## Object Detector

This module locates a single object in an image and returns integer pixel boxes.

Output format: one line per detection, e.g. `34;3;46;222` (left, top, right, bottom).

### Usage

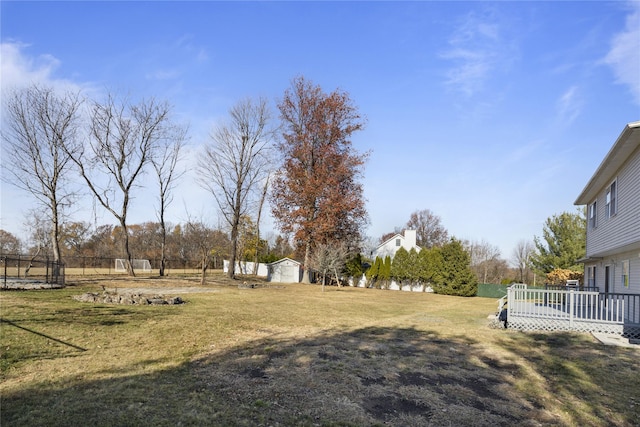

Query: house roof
575;121;640;205
376;233;403;250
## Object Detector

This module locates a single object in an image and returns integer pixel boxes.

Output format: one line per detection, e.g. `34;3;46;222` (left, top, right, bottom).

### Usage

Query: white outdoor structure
372;229;420;260
267;258;301;283
114;259;151;272
223;260;268;277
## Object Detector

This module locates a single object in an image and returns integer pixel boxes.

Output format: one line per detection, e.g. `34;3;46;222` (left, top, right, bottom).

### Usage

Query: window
587;266;596;288
395;238;401;247
621;260;629;288
589;201;597;229
605;180;617;218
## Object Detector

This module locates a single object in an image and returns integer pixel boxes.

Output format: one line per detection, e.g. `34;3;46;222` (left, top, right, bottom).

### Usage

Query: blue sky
1;1;639;260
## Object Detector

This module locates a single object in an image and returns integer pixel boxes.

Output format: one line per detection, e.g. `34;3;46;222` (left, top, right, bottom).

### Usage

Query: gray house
574;121;640;295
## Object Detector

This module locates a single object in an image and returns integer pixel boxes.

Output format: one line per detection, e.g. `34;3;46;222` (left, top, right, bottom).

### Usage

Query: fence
1;256;65;288
0;254;228;277
63;255;225;274
506;284;640;339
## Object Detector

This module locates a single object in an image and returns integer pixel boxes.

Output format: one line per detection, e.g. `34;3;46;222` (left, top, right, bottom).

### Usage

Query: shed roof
267;257;301;266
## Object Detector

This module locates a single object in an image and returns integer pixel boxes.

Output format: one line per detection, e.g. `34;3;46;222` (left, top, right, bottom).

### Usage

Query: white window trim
605;178;617;219
621;260;630;288
589;201;597;229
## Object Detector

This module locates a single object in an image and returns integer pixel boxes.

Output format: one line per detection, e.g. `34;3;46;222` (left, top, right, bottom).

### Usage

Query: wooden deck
502;285;640;339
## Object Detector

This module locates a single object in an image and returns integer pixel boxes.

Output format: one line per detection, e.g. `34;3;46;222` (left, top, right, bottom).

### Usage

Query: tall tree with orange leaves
271;76;369;283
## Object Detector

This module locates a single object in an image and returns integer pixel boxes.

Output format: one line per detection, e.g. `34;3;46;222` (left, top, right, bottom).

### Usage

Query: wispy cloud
145;69;180;81
1;41;59;89
603;2;640;105
0;41;88;95
440;8;517;99
173;34;209;64
142;35;209;83
556;85;583;126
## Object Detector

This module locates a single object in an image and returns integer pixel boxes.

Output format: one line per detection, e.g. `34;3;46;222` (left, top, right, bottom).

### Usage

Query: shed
267;258;302;283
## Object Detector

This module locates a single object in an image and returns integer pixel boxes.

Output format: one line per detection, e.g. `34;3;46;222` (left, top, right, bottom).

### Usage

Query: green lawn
1;275;638;426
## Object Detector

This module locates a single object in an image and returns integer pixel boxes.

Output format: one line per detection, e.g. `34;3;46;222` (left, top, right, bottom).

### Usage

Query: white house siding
372;230;420;260
584;249;640;294
585;143;640;257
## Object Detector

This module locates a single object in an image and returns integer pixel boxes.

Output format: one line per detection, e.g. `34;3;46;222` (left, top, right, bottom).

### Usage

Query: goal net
114;259;152;272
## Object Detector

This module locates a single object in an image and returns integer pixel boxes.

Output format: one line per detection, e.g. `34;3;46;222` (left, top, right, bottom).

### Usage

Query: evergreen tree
366;256;381;288
433;239;477;296
530;210;586;275
345;253;364;284
391;247;410;290
381;255;392;289
407;248;420;289
417;247;444;291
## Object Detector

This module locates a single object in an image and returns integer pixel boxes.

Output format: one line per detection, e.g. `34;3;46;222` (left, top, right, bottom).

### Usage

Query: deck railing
506;284;640;339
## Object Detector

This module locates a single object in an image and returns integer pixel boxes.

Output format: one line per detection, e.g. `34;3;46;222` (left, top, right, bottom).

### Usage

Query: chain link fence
1;254;226;282
1;255;65;288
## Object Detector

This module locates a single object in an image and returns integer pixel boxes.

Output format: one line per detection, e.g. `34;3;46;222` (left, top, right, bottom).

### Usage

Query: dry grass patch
1;276;639;426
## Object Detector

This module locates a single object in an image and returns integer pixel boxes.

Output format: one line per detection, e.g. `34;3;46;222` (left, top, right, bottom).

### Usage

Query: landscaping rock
73;291;184;305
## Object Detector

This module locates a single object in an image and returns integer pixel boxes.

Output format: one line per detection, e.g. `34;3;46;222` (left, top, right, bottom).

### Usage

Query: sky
1;1;639;260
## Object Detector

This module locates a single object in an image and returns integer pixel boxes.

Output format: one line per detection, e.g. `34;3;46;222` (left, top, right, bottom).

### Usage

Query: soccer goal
114;259;152;273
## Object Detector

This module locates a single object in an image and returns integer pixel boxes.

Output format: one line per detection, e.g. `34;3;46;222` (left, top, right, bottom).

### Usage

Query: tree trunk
121;220;135;277
229;220;238;279
160;241;166;276
253;175;269;275
50;201;62;278
51;202;62;264
200;259;208;286
333;268;341;288
302;239;311;283
200;248;209;285
159;205;167;276
24;246;42;278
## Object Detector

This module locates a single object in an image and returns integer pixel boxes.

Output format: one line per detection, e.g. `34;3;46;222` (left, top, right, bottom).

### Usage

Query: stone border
73;291;184;305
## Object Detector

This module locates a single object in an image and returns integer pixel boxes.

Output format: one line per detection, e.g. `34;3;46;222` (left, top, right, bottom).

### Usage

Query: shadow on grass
2;326;638;426
496;331;640;426
1;304;175;370
0;318;87;351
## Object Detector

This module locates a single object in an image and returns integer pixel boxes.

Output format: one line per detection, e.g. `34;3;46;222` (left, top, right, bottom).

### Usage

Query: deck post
569;290;575;328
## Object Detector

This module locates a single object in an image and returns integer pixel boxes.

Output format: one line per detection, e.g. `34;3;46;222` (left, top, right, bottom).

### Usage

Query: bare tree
309;241;349;292
512;239;534;284
466;239;501;284
406;209;449;249
0;230;22;255
22;210;53;276
60;221;92;257
65;93;175;276
183;220;217;286
2;85;83;263
197;97;275;279
150;125;187;276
